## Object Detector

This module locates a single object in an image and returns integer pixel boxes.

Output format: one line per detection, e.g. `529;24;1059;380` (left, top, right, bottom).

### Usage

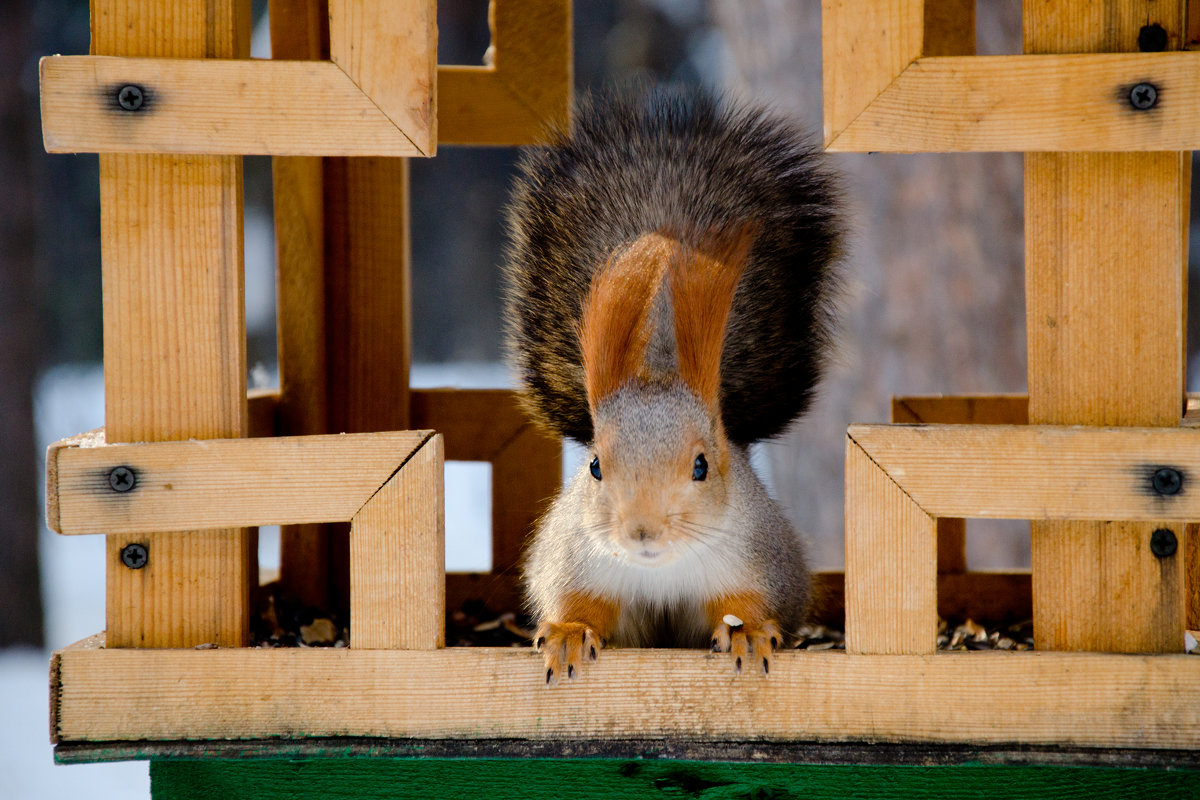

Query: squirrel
502;86;842;683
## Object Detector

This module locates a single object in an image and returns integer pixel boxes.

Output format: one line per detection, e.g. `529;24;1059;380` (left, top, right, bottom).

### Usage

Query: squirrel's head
576;226;752;565
585;381;730;565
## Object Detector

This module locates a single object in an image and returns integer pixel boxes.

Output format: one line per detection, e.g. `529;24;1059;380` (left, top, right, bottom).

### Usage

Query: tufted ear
579;232;678;413
670;224;756;412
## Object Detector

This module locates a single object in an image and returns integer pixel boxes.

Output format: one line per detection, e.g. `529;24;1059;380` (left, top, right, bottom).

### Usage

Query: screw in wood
1150;528;1178;559
108;465;136;492
120;543;149;570
1129;83;1159;110
1152;467;1183;495
117;84;144;111
1137;24;1168;52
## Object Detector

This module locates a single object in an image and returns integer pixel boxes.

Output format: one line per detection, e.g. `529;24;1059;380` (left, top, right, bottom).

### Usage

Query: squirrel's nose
634;525;657;542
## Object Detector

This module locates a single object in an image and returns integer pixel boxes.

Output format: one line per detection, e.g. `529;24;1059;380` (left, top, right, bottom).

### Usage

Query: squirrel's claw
711;619;781;677
536;622;603;686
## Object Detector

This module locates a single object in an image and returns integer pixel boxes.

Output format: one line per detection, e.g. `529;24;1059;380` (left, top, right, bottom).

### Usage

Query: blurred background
4;0;1199;796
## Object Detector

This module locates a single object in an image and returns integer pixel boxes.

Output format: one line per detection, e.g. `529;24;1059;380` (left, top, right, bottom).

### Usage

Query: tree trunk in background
0;0;45;647
714;0;1027;569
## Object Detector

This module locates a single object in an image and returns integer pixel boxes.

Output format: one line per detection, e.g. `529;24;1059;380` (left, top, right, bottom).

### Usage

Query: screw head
108;465;136;492
117;84;144;111
1129;82;1159;110
120;543;149;570
1150;528;1178;559
1152;467;1183;495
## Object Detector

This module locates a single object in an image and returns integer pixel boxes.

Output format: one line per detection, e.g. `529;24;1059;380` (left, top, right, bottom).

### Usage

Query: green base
150;758;1200;800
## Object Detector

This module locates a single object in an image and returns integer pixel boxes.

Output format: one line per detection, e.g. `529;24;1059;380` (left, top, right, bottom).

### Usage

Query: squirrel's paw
534;622;604;686
710;619;781;677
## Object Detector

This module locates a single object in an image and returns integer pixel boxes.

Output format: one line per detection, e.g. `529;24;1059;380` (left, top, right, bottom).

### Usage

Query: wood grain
350;435;444;649
1024;0;1189;654
821;0;923;147
827;52;1200;153
270;0;332;609
51;636;1200;749
844;438;937;654
39;57;429;157
328;0;436;155
93;0;251;649
49;430;433;534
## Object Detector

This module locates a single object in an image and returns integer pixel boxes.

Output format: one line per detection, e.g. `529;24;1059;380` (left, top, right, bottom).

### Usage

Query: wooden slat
844;437;937;655
49;430;433;534
270;0;333;609
849;424;1200;522
350;435;444;649
1025;0;1189;655
328;0;436;155
51;637;1200;749
891;394;1029;425
39;57;429;157
94;0;252;650
827;52;1200;153
922;0;974;57
821;0;924;147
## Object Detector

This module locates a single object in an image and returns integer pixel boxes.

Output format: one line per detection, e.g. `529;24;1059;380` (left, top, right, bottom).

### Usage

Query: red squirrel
502;87;842;683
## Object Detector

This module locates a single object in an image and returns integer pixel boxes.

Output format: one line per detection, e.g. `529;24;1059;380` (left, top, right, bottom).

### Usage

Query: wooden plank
94;0;252;650
1025;0;1189;655
269;0;333;609
922;0;974;57
51;637;1200;748
49;430;433;534
827;52;1200;153
844;437;937;655
849;424;1200;522
328;0;436;155
821;0;924;148
350;435;445;649
39;57;429;157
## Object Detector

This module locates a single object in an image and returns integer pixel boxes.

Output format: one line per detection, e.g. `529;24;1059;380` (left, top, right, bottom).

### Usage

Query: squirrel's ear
580;232;677;412
670;223;756;412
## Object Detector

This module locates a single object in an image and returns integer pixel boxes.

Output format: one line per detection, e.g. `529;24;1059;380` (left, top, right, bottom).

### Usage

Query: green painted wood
150;758;1200;799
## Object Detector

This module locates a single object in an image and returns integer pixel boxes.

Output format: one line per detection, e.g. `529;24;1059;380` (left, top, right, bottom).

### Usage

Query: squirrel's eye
590;456;602;481
693;453;708;481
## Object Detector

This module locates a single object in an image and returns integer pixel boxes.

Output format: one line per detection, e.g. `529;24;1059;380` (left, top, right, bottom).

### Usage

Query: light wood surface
328;0;436;155
1024;1;1190;654
849;424;1200;522
39;57;429;157
844;437;937;654
351;435;445;649
48;429;433;534
94;0;252;649
51;635;1200;749
827;52;1200;152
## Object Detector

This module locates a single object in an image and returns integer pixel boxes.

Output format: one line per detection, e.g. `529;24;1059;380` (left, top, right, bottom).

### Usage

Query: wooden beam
826;53;1200;152
94;0;252;650
328;0;436;155
849;424;1200;522
821;0;924;148
1025;0;1189;654
350;435;445;649
39;57;428;157
48;429;433;534
844;437;937;655
51;636;1200;749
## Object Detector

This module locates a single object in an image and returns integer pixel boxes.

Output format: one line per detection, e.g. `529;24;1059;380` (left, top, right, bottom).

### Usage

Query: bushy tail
503;85;843;445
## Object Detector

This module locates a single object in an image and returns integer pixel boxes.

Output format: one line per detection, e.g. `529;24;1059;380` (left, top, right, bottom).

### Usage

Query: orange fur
670;226;756;412
557;591;621;639
579;233;677;410
704;590;769;630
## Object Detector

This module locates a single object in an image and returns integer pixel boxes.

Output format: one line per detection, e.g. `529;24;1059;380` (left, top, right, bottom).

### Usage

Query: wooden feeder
38;0;1200;796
